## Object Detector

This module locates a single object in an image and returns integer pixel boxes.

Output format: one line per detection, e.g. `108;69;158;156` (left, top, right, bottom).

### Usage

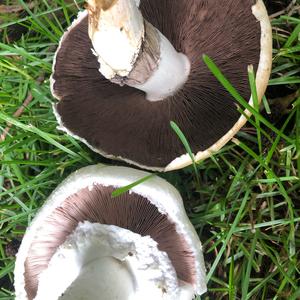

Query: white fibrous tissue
35;222;181;300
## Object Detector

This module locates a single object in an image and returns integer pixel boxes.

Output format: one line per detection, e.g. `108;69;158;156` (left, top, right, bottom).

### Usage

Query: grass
0;1;300;299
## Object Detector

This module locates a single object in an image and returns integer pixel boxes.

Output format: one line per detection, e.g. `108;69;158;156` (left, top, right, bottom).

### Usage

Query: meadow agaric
51;0;272;171
14;165;207;300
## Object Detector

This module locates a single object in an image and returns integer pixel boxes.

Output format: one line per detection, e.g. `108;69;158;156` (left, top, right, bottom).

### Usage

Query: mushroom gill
24;185;196;299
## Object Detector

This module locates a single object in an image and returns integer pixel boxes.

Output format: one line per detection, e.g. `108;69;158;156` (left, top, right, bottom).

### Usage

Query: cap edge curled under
165;0;272;171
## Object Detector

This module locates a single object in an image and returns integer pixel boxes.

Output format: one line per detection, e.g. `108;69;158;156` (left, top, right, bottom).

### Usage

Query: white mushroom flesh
87;0;191;101
35;222;188;300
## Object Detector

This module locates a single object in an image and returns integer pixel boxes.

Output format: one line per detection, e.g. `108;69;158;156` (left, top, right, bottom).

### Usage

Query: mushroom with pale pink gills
51;0;272;171
14;165;207;300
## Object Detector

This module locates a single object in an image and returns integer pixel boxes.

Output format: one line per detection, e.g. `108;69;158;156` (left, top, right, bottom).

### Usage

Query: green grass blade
202;54;293;144
111;174;155;198
170;121;200;187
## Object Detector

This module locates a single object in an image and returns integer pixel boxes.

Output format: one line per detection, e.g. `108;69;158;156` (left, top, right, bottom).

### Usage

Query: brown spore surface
24;186;196;299
53;0;260;168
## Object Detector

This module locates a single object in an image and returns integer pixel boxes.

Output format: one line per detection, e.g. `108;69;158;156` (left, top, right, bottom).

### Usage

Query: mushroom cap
14;165;206;299
51;0;272;171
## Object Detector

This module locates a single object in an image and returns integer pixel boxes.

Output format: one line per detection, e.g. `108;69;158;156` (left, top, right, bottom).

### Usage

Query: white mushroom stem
87;0;190;101
35;222;194;300
87;0;144;80
136;33;190;101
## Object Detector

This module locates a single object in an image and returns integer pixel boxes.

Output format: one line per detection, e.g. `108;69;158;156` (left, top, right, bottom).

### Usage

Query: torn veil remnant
14;165;207;300
51;0;272;171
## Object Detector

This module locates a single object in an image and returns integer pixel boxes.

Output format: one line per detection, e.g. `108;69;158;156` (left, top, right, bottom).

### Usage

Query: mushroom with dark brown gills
51;0;272;171
14;165;207;300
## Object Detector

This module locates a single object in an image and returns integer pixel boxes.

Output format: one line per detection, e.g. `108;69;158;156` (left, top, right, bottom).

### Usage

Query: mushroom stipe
52;0;271;171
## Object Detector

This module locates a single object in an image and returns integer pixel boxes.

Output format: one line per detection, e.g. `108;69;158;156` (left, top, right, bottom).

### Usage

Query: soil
0;240;20;291
265;0;293;14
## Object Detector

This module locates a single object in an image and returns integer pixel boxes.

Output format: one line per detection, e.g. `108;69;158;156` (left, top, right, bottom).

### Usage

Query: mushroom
51;0;272;171
14;165;206;300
